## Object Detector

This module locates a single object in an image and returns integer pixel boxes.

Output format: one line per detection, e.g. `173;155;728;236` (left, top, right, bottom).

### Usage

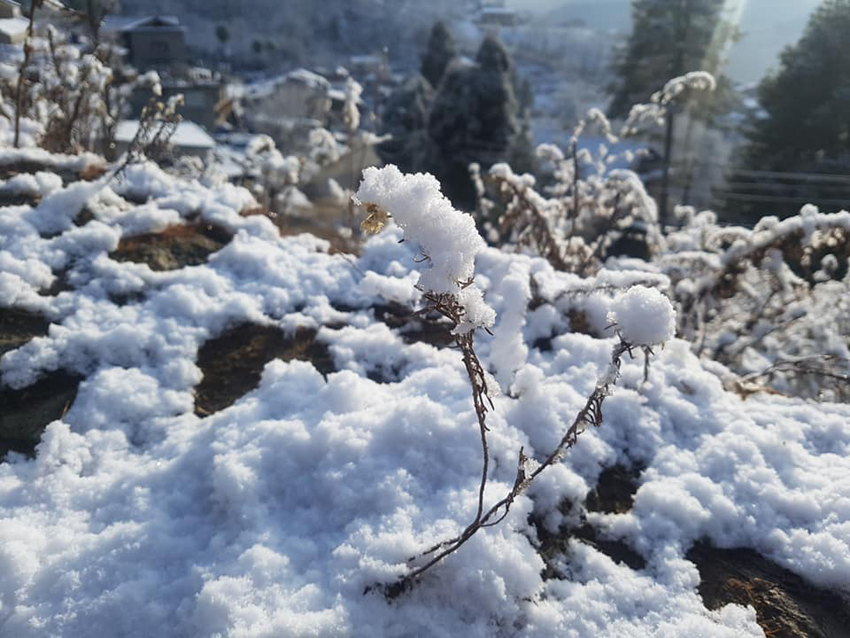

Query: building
0;0;26;45
114;119;215;160
240;68;333;150
242;69;332;122
102;15;188;70
130;69;223;131
0;0;20;19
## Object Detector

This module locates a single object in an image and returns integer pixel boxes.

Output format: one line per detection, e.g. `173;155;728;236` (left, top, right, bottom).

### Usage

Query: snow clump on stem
607;285;676;346
354;164;495;333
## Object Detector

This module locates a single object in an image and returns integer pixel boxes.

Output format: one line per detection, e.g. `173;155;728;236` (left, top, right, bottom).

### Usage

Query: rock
688;541;850;638
194;323;336;416
109;223;232;272
0;371;82;459
0;307;50;358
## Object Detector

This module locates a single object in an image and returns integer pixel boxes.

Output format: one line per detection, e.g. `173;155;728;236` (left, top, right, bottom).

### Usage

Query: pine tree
608;0;734;119
732;0;850;219
609;0;738;225
377;73;436;173
745;0;850;172
427;36;531;207
421;21;456;88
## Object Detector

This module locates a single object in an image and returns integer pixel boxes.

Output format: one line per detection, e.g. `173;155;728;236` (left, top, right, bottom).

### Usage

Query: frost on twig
664;206;850;396
110;94;183;181
354;166;677;597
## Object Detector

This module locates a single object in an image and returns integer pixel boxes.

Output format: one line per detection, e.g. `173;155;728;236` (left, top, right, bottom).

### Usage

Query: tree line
383;0;850;221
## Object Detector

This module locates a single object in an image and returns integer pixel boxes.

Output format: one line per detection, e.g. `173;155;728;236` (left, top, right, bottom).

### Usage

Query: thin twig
13;0;41;148
371;334;641;597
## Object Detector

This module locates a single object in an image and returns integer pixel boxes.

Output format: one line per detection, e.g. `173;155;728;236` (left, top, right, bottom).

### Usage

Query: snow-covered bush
662;204;850;400
0;11;164;158
241;134;306;212
469;73;849;402
472;75;718;275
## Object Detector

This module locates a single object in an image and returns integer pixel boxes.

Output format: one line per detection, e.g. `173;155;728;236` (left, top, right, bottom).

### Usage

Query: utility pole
659;107;675;229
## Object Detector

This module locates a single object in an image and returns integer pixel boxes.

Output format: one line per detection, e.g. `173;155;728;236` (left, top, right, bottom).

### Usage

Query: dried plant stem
568;139;580;239
44;27;95;153
739;355;850;386
13;0;40;148
374;325;639;597
493;176;570;272
577;193;624;276
554;279;662;302
109;97;182;182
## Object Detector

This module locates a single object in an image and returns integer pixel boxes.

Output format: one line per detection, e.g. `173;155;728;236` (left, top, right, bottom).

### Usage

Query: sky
506;0;824;84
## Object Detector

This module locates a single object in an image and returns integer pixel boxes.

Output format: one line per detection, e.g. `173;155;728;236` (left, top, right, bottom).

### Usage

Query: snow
243;68;331;101
0;155;849;638
655;72;717;105
115;120;216;151
0;147;103;173
354;165;495;332
0;17;27;40
343;77;363;131
287;68;332;90
607;285;676;346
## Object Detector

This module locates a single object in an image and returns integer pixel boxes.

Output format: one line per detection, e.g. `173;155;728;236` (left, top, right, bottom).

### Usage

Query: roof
242;68;330;99
0;16;27;38
349;54;381;65
101;15;182;34
286;68;330;89
115;120;215;150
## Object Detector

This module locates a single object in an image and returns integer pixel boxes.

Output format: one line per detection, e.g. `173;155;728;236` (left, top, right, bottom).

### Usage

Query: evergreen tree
608;0;734;118
427;36;531;207
733;0;850;219
745;0;850;171
610;0;738;225
421;21;456;88
377;73;436;173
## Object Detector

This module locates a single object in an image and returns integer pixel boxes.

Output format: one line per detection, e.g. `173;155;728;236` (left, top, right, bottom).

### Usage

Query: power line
722;181;850;193
713;191;850;206
657;159;850;184
721;168;850;184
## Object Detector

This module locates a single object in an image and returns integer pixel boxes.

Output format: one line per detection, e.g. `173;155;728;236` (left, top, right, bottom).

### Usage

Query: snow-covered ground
1;153;849;637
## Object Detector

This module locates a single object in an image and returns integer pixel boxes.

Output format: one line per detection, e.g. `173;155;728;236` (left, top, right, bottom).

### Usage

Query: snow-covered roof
242;68;330;100
349;54;382;66
0;16;27;39
285;68;331;90
101;15;182;34
115;120;215;150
